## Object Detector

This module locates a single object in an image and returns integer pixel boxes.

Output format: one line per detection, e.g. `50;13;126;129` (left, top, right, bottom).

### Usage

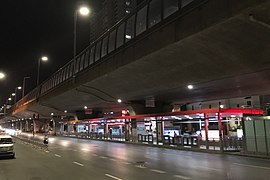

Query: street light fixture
79;6;90;15
0;72;5;79
187;85;194;90
37;56;48;86
73;5;90;74
14;86;22;103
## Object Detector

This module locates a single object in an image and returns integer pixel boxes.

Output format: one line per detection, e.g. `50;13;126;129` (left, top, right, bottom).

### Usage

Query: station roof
64;108;263;123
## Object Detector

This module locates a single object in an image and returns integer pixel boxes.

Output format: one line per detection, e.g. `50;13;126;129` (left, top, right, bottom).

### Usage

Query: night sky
0;0;102;105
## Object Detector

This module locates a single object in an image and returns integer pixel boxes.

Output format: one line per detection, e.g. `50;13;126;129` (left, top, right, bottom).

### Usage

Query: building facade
90;0;145;42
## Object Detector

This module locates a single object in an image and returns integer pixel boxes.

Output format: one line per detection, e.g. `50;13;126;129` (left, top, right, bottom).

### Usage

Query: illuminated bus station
59;108;263;151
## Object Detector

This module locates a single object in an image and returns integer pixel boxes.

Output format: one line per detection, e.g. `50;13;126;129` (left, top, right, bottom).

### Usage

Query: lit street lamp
37;56;48;86
73;5;90;74
14;86;22;103
6;97;12;107
0;72;6;80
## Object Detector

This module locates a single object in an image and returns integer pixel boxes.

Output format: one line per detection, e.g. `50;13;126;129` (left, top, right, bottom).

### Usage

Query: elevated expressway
4;0;270;121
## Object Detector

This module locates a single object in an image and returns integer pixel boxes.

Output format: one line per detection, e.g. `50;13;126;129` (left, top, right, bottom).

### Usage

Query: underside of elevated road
9;0;270;119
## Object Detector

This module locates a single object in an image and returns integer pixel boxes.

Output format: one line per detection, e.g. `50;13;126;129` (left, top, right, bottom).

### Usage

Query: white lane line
174;175;191;179
105;174;122;180
123;162;131;165
163;153;192;157
109;158;116;161
54;154;61;158
100;156;108;159
145;156;160;161
195;166;221;172
73;161;84;167
233;163;270;170
45;150;50;153
135;165;146;169
150;169;166;174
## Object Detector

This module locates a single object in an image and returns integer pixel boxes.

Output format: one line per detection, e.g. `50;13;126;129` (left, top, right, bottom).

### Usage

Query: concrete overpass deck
6;0;270;120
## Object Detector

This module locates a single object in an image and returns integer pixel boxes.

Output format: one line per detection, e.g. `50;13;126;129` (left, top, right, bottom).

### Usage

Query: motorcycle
43;136;49;145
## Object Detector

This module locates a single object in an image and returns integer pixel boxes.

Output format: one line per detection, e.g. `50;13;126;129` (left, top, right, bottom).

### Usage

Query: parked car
0;135;15;159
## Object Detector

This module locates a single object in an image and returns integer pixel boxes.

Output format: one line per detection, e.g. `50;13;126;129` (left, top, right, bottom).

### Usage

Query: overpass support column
204;113;209;150
33;120;36;136
156;117;164;144
125;119;130;141
20;121;23;131
218;102;224;152
51;117;61;136
104;123;108;139
25;120;28;132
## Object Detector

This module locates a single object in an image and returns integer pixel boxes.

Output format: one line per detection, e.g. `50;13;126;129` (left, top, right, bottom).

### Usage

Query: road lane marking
73;161;84;167
109;158;116;161
150;169;166;174
135;165;146;169
92;154;98;156
45;150;50;153
227;172;232;179
145;156;160;161
100;156;108;159
174;175;191;179
54;154;61;158
195;166;221;172
105;174;122;180
233;163;270;170
123;162;131;165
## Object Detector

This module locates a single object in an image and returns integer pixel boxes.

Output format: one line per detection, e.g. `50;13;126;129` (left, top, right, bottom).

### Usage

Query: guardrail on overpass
12;0;202;112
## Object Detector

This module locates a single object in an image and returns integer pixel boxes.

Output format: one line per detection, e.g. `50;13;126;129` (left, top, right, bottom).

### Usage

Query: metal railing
12;0;201;112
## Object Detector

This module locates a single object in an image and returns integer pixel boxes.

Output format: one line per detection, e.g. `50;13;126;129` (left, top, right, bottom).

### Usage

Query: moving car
0;135;15;159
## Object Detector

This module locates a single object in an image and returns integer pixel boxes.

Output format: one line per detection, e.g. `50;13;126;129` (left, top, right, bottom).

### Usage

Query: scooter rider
43;134;49;145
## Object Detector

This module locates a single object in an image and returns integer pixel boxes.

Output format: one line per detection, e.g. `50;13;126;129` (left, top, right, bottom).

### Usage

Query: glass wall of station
59;108;263;151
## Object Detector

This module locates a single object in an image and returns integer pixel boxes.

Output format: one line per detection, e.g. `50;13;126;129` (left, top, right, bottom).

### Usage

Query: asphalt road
1;136;270;180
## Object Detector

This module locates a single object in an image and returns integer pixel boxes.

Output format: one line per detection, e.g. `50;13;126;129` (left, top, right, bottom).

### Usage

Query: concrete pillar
104;123;108;139
125;119;130;141
204;113;209;150
156;117;164;144
33;120;36;136
51;117;61;135
20;121;22;131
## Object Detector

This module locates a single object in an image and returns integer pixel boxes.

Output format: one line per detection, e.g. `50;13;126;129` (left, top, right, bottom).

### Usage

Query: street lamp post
14;86;22;103
73;6;90;75
22;76;30;97
37;56;48;86
6;97;12;108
